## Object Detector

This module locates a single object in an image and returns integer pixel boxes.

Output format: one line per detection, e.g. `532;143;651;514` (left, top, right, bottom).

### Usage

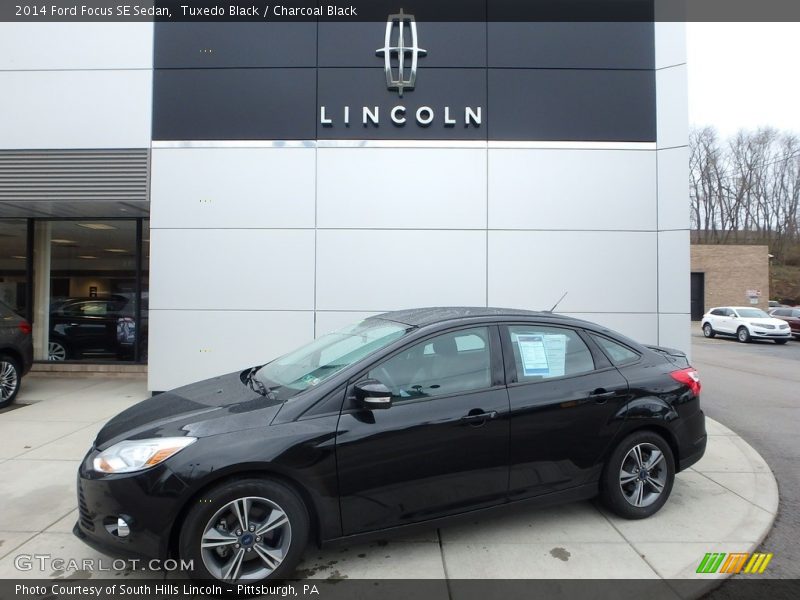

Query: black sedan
49;295;148;362
74;307;706;583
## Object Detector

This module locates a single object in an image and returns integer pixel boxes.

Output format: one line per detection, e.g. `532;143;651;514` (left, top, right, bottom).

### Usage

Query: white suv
701;306;792;344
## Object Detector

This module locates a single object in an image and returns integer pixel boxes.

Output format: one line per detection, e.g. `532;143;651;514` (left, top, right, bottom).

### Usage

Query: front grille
77;482;94;532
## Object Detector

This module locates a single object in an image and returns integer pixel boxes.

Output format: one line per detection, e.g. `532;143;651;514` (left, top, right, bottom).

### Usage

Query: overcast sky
687;22;800;140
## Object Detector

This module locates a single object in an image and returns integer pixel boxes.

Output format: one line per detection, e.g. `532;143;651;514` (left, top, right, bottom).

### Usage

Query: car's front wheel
737;326;751;343
0;354;22;409
179;478;309;584
600;431;675;519
702;323;715;338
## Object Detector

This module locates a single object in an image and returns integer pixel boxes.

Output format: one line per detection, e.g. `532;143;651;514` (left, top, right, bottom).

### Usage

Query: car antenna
546;291;568;313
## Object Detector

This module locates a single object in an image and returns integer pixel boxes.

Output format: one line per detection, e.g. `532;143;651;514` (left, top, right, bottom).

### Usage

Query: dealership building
0;9;690;392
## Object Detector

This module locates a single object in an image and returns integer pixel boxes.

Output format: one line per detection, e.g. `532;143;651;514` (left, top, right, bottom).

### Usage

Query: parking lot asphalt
0;363;779;586
691;324;800;581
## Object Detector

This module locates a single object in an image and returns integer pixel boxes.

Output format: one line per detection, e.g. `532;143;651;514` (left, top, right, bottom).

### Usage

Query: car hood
93;369;284;449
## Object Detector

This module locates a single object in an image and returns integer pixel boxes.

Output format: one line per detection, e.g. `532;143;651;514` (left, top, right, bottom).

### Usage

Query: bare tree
690;126;800;264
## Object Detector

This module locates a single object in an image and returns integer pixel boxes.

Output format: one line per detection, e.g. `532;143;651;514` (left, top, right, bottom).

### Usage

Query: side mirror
354;379;393;410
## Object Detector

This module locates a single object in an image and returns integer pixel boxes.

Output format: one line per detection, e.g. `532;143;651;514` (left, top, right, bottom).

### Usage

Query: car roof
372;306;596;328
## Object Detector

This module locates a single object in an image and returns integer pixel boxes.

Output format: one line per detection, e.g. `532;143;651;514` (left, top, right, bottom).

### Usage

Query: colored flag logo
696;552;773;574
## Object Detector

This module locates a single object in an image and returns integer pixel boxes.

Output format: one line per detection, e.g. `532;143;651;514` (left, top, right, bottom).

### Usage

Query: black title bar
3;0;800;22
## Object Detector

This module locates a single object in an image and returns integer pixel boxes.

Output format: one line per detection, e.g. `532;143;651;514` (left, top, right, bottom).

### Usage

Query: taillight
670;367;701;397
18;320;32;335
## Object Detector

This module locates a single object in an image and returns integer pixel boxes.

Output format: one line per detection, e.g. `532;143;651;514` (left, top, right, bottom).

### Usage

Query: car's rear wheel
600;431;675;519
774;339;788;345
48;340;68;361
737;327;751;343
179;478;309;584
702;323;715;338
0;354;22;409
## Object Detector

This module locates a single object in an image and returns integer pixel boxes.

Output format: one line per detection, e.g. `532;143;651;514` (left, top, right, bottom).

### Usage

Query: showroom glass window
367;327;492;400
0;220;28;315
45;220;148;362
505;325;595;383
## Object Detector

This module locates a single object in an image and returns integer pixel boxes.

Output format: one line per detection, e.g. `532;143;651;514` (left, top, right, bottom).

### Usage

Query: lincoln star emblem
376;8;427;97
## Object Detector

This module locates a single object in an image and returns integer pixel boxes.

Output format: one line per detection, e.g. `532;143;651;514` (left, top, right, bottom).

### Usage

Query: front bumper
750;328;791;339
74;458;190;561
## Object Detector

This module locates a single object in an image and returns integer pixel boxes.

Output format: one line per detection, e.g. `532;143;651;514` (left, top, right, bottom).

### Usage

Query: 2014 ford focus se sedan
74;308;706;583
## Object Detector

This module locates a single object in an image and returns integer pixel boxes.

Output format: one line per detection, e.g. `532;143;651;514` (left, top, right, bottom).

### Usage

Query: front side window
506;325;595;382
368;327;492;400
255;318;412;401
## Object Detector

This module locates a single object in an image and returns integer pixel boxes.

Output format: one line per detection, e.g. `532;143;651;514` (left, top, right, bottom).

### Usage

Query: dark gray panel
152;69;317;140
488;22;654;69
154;22;317;68
488;69;656;142
317;68;487;140
0;201;149;218
318;22;487;68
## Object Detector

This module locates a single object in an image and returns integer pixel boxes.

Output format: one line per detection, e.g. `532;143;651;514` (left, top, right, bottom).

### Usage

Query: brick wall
691;245;770;312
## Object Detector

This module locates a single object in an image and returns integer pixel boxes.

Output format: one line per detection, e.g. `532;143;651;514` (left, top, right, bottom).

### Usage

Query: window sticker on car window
299;374;320;387
516;334;550;376
515;333;568;378
542;334;567;378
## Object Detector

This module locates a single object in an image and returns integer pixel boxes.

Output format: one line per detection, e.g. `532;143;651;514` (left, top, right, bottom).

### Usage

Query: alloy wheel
200;496;292;582
619;442;668;508
48;342;67;361
0;361;19;402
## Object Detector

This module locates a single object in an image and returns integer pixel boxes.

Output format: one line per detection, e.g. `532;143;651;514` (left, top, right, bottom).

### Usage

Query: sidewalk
0;376;778;586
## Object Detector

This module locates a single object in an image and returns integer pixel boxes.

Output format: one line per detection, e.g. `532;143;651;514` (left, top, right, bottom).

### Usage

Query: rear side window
710;308;727;316
505;325;594;382
590;334;640;366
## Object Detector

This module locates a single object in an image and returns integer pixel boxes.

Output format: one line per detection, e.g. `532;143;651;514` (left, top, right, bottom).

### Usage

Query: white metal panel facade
0;20;689;390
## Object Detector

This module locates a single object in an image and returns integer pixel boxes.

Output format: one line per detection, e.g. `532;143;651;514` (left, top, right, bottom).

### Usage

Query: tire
599;431;675;520
48;340;69;361
737;327;751;343
702;323;715;338
774;339;788;345
179;478;309;584
0;354;22;409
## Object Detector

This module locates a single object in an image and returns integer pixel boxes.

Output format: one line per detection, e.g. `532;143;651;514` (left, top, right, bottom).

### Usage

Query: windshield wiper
244;367;277;400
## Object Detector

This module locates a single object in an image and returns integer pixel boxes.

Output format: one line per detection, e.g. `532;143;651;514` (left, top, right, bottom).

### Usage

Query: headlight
92;437;196;474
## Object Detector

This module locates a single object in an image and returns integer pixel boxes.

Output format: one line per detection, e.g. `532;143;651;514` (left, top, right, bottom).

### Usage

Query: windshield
737;309;769;318
254;318;412;401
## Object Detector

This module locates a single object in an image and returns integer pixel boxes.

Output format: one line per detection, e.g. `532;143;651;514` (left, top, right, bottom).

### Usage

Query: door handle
460;410;498;425
589;389;616;403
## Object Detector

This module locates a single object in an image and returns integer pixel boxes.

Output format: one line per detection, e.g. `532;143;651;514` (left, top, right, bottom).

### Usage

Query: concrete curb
673;418;780;599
